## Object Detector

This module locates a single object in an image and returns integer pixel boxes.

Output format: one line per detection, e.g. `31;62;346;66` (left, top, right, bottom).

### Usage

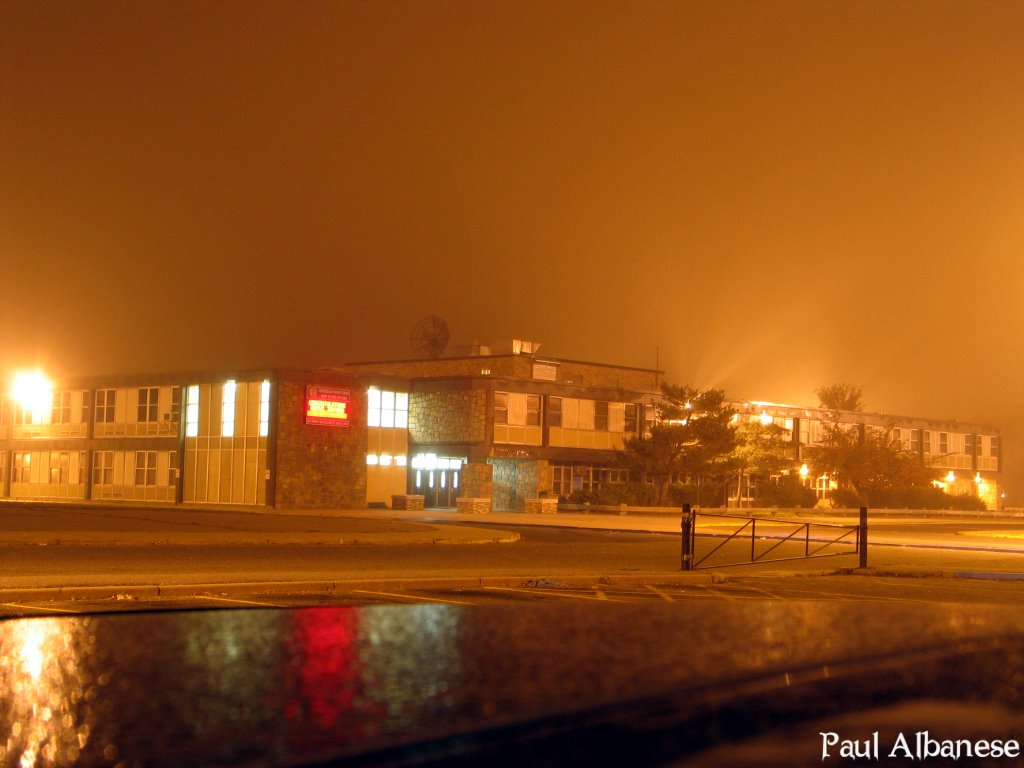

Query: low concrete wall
392;494;425;511
524;498;558;515
456;497;491;515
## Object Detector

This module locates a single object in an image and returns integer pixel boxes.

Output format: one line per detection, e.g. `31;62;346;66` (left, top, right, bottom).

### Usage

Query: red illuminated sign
305;386;351;427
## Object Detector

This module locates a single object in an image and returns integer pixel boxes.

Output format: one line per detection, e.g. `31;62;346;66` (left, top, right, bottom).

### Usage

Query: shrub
827;485;987;511
755;476;817;508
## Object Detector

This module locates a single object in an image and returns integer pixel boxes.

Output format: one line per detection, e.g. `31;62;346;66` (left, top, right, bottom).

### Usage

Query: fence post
859;506;868;568
681;503;693;571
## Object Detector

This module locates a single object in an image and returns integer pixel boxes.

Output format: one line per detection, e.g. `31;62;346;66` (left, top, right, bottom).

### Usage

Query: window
93;452;114;485
170;387;182;423
551;463;571;496
892;427;901;448
13;452;31;483
52;391;72;424
367;388;408;428
49;451;69;484
923;431;931;454
910;430;920;453
595;401;609;431
135;451;157;486
96;389;116;423
259;381;271;436
186;385;200;437
600;468;628;485
644;408;656;437
168;451;178;486
548;397;562;428
991;436;1000;459
138;387;159;422
494;391;508;425
526;395;541;426
624;403;638;434
221;381;236;437
939;432;948;455
965;434;974;457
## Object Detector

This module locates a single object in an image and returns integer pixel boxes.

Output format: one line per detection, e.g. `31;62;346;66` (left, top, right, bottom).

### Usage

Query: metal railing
680;504;868;571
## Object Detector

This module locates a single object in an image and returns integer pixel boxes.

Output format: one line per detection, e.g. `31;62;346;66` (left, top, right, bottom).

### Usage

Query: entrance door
410;455;463;509
421;467;459;508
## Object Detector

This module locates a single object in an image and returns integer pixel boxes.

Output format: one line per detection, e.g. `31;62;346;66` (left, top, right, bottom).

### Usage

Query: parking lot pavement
7;572;1024;618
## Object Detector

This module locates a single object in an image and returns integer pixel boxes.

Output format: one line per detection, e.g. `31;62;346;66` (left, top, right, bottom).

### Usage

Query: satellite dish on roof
410;315;450;358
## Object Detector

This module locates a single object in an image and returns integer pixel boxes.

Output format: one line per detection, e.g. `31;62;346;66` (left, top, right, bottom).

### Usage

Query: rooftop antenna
410;315;450;359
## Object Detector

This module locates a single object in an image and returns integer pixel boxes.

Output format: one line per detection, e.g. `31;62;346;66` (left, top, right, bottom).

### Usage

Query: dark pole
681;502;693;571
859;506;868;568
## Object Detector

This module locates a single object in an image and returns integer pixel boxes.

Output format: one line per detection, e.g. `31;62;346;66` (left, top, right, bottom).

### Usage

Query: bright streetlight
12;370;53;423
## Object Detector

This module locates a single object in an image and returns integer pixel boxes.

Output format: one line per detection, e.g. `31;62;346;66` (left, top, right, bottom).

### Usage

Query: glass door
411;455;463;509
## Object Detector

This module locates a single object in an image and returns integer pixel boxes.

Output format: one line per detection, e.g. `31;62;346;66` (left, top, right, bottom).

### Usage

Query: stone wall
460;462;493;499
274;378;367;509
535;459;552;497
489;458;541;512
409;389;487;444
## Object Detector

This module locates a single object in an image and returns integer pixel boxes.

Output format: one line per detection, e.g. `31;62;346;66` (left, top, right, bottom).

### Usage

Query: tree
730;420;791;505
808;414;936;506
816;383;864;412
620;384;736;506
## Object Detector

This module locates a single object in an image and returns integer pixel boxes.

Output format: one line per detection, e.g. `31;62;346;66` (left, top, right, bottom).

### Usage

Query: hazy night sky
2;1;1023;494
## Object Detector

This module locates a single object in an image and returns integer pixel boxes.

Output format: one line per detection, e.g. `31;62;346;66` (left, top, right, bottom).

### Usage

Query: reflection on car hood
2;601;1024;766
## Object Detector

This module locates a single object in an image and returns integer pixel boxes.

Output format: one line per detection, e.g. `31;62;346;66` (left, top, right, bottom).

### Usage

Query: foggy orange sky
2;1;1023;495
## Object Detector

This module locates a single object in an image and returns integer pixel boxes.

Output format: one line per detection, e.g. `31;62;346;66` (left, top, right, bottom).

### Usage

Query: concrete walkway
349;506;1024;555
0;504;519;546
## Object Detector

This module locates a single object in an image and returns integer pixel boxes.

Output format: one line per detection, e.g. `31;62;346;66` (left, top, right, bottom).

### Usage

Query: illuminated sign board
305;386;351;427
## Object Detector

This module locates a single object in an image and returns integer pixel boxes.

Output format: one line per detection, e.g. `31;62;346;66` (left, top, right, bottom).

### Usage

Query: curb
0;530;521;548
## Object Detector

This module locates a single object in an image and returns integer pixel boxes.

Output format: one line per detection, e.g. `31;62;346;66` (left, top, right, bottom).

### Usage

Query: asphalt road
5;522;1024;618
0;527;688;588
5;520;1024;590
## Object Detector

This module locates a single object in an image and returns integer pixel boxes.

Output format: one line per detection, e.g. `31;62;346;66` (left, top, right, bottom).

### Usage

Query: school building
0;343;1004;511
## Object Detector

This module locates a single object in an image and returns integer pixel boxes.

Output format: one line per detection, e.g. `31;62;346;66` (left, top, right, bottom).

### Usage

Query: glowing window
395;393;409;428
367;388;381;427
366;454;379;465
380;454;392;466
186;385;200;437
367;388;408;429
222;381;236;437
396;455;407;467
259;380;271;437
